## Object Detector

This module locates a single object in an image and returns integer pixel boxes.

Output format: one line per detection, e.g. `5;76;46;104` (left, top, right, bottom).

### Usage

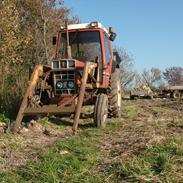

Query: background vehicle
130;85;154;99
162;85;183;99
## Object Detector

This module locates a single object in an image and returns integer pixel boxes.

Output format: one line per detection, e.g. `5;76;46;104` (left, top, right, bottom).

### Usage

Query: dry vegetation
0;99;183;182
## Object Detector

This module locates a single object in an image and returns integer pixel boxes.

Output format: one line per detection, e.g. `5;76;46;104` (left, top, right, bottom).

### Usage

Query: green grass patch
38;116;74;131
0;133;26;152
105;119;123;130
151;107;170;114
0;129;101;183
0;113;9;124
0;120;122;183
125;106;142;119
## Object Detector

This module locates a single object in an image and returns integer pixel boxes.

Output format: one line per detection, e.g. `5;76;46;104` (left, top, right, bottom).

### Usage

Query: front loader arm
73;61;97;133
11;65;43;133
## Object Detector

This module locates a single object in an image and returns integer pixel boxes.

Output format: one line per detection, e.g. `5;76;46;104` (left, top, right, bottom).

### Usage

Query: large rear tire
109;68;122;117
171;91;181;99
94;94;108;128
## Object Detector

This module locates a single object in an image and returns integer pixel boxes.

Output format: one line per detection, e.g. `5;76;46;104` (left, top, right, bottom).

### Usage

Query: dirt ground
99;98;183;163
1;98;183;174
0;118;73;172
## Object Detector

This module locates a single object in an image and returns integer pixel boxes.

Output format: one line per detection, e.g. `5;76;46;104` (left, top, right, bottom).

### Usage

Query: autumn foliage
0;0;77;115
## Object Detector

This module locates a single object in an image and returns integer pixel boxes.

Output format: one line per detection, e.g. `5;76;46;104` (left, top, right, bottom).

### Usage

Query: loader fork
11;62;98;133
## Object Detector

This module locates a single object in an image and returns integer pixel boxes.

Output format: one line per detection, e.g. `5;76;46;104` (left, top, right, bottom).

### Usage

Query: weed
0;113;8;123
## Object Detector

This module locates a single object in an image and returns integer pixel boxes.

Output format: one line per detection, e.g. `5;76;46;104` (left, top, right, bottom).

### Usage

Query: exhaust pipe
65;20;72;59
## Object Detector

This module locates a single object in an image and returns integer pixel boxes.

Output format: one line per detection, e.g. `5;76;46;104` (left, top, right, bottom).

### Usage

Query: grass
125;106;142;119
0;133;26;152
0;120;123;183
106;138;183;182
167;117;183;128
151;107;170;114
0;129;101;183
38;117;71;130
1;100;183;182
2;121;183;183
0;113;9;124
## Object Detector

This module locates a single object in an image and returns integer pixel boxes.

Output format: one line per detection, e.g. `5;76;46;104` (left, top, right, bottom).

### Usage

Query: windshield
59;31;102;62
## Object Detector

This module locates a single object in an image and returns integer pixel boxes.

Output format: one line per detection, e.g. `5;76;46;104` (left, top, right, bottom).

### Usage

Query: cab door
103;32;113;87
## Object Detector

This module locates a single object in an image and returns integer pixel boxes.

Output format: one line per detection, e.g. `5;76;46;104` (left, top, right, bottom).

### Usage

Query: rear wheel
109;68;122;117
171;91;181;99
94;94;108;128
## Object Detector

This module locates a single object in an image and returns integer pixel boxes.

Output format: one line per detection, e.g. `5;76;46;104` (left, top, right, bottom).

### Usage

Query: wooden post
11;65;43;133
72;62;90;133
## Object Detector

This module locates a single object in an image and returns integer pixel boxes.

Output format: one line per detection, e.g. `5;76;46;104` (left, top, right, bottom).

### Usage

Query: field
0;99;183;182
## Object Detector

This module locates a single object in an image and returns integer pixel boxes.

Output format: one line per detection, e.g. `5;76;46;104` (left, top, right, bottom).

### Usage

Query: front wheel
94;94;108;128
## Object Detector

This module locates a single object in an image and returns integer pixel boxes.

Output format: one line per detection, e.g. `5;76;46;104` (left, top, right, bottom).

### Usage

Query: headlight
68;81;75;89
56;81;63;89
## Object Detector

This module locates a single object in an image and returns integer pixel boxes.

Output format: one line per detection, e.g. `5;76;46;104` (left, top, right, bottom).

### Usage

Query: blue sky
64;0;183;72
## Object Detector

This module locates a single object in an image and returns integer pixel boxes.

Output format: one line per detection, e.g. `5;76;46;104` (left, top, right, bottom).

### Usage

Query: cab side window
104;33;111;65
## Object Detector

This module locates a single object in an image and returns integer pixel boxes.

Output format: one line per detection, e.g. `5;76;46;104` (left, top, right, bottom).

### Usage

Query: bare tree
163;66;183;85
114;47;135;90
142;67;162;89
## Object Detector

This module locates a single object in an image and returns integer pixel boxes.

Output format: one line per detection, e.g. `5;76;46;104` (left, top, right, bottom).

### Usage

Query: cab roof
62;22;109;36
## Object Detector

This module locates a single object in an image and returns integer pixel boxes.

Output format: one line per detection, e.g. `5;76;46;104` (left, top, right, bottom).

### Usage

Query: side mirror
109;32;117;42
52;36;57;45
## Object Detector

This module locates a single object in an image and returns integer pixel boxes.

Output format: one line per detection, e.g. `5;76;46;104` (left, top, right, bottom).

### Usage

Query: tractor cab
51;22;117;95
53;22;116;61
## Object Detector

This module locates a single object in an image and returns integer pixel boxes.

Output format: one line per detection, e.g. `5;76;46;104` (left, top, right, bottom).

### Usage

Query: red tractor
12;21;122;133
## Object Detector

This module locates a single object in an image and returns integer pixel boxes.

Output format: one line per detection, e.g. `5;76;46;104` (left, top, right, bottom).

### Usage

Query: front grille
54;70;76;95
